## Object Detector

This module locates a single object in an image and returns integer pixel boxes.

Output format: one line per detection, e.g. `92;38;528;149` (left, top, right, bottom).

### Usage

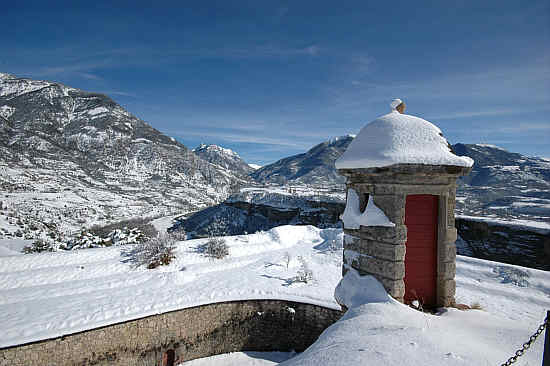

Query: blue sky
3;1;549;165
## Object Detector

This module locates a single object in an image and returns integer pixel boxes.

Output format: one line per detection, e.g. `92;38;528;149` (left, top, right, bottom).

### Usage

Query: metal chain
500;313;548;365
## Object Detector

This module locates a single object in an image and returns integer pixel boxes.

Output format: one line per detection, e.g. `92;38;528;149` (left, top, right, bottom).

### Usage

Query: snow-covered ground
150;213;189;233
0;162;225;244
0;239;30;257
281;258;550;366
0;225;548;365
0;225;342;348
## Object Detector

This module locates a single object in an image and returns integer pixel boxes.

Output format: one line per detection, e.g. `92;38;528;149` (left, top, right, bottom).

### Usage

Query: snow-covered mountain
453;143;550;220
250;135;354;185
0;73;245;241
251;135;550;222
193;143;254;178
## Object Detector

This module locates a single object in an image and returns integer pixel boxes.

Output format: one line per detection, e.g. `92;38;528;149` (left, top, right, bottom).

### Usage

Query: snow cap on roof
335;103;474;169
390;98;403;110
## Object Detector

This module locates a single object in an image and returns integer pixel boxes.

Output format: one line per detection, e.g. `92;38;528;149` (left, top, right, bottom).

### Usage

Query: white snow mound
340;188;395;229
335;111;474;169
334;268;394;308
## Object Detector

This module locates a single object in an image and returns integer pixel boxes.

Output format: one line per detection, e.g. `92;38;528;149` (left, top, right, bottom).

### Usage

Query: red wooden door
404;195;438;307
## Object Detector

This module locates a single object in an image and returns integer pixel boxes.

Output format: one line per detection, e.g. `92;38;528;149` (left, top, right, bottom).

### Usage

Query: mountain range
1;73;548;246
251;135;354;185
250;138;550;222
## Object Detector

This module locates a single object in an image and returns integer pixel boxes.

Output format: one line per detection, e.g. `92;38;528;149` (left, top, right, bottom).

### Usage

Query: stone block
345;239;406;262
372;194;405;221
350;183;375;194
443;227;457;244
359;224;407;244
438;243;456;263
438;261;456;279
437;279;456;303
355;255;405;280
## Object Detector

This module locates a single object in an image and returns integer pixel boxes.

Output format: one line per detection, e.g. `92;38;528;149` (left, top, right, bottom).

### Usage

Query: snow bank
335;110;474;169
340;188;395;229
282;255;550;366
334;268;394;307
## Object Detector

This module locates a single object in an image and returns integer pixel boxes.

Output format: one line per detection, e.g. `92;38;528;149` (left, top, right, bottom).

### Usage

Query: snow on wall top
335;103;474;169
340;188;395;229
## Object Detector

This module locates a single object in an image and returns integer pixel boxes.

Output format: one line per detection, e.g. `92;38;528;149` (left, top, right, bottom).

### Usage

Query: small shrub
168;229;187;241
283;252;291;269
22;240;54;254
67;230;109;250
295;256;313;283
89;217;158;239
68;227;147;250
198;237;229;259
129;235;176;269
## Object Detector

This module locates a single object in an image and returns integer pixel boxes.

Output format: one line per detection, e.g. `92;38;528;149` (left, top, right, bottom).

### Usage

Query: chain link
500;314;548;365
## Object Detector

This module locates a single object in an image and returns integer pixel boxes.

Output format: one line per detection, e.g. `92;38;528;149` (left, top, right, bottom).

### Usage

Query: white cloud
167;129;310;148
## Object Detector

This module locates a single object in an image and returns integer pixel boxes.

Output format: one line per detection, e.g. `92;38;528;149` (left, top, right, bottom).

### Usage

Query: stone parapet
0;300;342;366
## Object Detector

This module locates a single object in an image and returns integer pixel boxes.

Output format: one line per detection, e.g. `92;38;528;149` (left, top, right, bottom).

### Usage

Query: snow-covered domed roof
335;102;474;169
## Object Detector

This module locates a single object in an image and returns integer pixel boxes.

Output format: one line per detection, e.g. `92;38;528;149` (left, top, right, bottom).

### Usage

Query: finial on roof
390;98;405;114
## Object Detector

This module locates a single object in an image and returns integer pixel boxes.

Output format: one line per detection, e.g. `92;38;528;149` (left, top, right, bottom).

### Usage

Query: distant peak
474;143;506;151
327;134;355;144
194;143;240;157
0;72;16;80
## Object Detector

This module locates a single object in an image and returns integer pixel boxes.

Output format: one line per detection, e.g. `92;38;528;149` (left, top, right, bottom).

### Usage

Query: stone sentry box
335;99;472;308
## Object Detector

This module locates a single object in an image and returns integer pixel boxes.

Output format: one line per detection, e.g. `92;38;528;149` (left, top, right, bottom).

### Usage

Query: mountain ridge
251;135;354;185
0;73;246;241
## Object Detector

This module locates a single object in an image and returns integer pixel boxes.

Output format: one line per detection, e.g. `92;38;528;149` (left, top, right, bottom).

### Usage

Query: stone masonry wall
0;300;342;366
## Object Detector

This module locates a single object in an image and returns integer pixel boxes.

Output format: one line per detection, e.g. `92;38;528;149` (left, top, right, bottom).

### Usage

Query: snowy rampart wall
0;300;342;366
456;218;550;271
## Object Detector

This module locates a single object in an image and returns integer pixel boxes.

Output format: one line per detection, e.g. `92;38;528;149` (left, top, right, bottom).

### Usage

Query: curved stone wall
0;300;342;366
